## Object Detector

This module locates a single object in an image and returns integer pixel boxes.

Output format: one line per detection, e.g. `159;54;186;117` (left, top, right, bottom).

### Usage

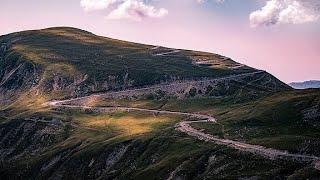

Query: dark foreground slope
2;27;319;179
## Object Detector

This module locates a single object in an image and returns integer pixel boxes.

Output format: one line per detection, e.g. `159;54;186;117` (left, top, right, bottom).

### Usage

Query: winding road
46;72;320;168
47;100;320;168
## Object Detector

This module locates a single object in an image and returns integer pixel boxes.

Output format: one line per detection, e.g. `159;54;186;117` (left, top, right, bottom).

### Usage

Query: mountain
290;80;320;89
0;27;289;106
1;27;320;179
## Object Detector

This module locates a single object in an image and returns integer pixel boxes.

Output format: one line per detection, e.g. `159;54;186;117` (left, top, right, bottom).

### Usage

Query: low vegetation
0;27;319;179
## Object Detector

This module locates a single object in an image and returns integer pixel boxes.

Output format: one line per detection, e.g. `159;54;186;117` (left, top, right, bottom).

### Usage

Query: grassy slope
215;89;320;155
0;27;289;121
0;27;282;122
0;27;272;116
1;107;317;179
0;27;254;89
90;89;320;156
1;89;318;178
1;27;317;179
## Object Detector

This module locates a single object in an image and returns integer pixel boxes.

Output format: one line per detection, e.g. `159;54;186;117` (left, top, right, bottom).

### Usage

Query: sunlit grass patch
93;98;168;110
73;111;183;137
11;44;65;66
1;91;51;119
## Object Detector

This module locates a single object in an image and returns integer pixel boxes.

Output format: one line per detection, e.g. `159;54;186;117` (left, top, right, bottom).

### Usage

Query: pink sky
1;0;319;83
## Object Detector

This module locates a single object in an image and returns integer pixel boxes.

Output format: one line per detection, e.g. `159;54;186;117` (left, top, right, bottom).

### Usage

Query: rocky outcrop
0;118;69;161
0;43;40;106
55;71;290;107
303;105;320;121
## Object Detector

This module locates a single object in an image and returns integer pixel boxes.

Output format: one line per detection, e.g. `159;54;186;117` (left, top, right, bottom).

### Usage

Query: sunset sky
1;0;319;83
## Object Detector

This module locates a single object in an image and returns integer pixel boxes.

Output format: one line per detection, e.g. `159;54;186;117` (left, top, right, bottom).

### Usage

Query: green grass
88;89;320;155
1;27;255;91
185;89;320;155
192;122;225;138
1;89;318;179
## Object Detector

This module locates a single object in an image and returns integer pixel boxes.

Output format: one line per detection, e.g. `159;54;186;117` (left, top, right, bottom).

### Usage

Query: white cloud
107;0;168;21
250;0;320;27
80;0;168;20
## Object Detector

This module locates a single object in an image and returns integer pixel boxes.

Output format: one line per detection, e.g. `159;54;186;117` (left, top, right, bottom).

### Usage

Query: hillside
0;27;289;106
2;27;320;179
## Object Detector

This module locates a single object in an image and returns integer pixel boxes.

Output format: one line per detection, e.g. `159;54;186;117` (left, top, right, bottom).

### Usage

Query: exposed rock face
60;71;290;108
303;105;320;120
0;118;68;161
0;43;39;106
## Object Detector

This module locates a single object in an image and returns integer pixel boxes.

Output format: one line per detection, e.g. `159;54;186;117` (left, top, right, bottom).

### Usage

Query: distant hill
289;80;320;89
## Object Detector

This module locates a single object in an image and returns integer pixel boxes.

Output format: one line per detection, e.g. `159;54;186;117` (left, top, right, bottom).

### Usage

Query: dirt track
176;120;320;163
46;71;320;168
47;101;320;167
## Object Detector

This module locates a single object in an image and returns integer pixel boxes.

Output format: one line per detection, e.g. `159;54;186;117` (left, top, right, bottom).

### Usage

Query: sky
1;0;319;83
